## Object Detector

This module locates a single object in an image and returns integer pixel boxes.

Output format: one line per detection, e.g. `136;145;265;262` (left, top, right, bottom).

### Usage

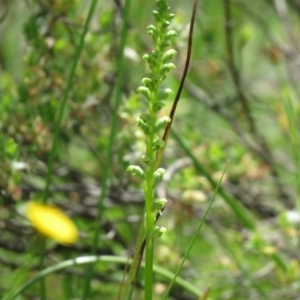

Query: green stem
145;235;154;300
144;96;157;300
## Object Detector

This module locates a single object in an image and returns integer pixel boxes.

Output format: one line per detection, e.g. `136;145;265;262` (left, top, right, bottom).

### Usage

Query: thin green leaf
4;255;206;300
162;160;228;300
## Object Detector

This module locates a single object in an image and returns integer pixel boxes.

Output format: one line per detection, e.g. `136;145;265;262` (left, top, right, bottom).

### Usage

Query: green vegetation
1;0;300;299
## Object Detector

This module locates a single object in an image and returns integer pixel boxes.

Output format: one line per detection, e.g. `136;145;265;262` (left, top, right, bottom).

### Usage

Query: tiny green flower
126;165;145;179
151;197;168;213
142;77;152;88
162;49;177;63
160;63;176;76
141;154;152;164
155;116;171;132
137;117;150;135
153;100;166;112
153;168;166;187
152;138;164;150
149;226;167;239
137;86;151;100
157;88;173;101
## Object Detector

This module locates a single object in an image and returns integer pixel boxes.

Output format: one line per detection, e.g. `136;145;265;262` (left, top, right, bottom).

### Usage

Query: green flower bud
143;54;150;61
153;100;166;112
158;88;173;101
126;165;145;179
137;86;151;100
153;168;166;187
165;30;177;40
163;21;170;27
149;226;167;239
152;138;164;151
157;226;166;237
160;63;176;76
149;226;160;239
151;197;167;213
149;50;160;67
152;10;159;21
141;154;152;164
147;24;157;32
160;41;170;49
142;77;152;88
147;25;158;39
137;117;149;135
139;113;152;124
155;116;171;132
162;49;177;64
157;0;168;12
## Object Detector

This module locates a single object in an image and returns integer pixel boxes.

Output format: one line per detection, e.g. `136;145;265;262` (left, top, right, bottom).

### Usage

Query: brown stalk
156;0;199;168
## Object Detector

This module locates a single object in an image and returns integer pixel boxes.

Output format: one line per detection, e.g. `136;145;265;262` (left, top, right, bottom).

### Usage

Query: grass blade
161;160;228;300
171;129;255;229
5;255;205;300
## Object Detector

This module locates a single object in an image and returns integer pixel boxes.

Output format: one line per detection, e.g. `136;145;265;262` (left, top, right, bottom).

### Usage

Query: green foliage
2;0;300;299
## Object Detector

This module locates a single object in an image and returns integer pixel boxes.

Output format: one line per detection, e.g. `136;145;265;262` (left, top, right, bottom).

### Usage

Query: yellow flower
26;201;78;245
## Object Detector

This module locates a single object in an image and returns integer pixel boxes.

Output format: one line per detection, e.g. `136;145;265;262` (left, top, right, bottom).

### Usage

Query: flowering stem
126;1;177;298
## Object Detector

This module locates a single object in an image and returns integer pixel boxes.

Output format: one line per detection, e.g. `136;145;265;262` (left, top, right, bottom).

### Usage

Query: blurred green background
1;0;300;299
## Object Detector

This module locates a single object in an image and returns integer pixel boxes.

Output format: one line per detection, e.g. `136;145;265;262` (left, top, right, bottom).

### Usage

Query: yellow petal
26;201;78;245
